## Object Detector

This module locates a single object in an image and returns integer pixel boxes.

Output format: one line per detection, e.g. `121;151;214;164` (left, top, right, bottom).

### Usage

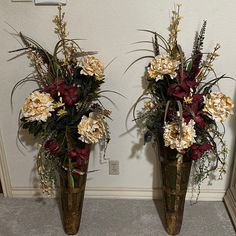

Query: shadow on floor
153;199;166;231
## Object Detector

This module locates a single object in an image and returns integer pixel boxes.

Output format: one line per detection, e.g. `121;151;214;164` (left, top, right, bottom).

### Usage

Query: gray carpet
0;195;235;236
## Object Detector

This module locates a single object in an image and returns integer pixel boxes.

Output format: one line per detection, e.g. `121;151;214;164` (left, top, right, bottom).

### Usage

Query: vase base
63;216;81;235
165;212;183;235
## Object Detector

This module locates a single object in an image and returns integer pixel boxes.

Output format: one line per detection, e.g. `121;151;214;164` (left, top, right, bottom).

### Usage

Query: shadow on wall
127;126;166;228
0;179;2;193
18;128;44;200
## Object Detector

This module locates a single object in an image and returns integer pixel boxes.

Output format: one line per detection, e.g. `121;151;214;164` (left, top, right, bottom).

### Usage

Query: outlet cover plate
109;160;119;175
34;0;66;5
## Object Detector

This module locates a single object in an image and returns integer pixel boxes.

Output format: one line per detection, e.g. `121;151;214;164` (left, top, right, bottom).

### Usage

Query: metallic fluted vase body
59;171;87;235
159;145;192;235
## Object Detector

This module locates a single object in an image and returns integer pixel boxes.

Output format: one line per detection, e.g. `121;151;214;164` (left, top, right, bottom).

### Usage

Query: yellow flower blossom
183;96;193;104
56;108;67;117
144;101;156;110
53;101;65;109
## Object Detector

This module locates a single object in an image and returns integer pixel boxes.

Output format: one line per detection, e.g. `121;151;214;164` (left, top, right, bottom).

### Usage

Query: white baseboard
10;186;225;201
0;131;13;197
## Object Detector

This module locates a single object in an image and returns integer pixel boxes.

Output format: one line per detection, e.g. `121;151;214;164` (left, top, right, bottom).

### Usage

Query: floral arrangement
132;5;234;193
10;7;111;194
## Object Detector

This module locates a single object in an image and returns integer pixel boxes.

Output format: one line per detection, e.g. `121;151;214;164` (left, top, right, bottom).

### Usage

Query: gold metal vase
59;167;88;235
159;145;192;235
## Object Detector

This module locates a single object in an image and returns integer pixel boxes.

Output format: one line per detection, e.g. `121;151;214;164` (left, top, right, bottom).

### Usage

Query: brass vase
159;145;192;235
59;166;88;235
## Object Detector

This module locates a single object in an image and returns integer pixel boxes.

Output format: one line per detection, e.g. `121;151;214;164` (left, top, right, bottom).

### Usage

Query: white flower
22;91;54;122
78;55;104;81
203;92;234;122
147;54;180;81
163;119;196;152
77;113;106;144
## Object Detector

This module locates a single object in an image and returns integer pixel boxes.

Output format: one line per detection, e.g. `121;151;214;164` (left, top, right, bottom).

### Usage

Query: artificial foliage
130;5;234;197
10;7;112;194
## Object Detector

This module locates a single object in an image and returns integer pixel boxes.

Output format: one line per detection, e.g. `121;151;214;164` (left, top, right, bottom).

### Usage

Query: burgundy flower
69;145;91;175
61;85;79;106
68;144;90;161
44;80;79;106
183;94;206;128
193;115;205;128
176;71;187;83
68;149;78;158
44;79;64;98
191;144;212;160
44;83;57;97
44;140;59;155
190;94;204;114
77;144;90;160
168;80;198;99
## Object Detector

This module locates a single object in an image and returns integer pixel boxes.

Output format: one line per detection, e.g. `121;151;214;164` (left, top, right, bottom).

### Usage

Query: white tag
34;0;66;5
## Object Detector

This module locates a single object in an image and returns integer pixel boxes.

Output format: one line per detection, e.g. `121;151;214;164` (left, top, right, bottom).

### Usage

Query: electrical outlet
109;160;119;175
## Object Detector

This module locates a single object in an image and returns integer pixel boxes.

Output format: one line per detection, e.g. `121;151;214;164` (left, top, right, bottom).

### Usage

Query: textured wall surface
0;0;236;198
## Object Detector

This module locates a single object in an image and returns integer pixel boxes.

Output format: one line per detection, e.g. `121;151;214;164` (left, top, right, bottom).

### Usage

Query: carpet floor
0;195;235;236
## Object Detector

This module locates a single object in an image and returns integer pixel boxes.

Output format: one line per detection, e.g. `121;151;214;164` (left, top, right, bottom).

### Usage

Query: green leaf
68;172;74;188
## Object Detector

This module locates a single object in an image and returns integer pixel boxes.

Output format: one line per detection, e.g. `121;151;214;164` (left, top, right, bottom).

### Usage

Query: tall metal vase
159;145;192;235
59;166;88;235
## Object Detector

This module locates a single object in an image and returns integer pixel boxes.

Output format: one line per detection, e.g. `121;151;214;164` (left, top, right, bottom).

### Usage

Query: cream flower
22;91;54;122
147;54;180;81
77;113;106;144
163;119;196;152
203;92;234;122
78;55;104;81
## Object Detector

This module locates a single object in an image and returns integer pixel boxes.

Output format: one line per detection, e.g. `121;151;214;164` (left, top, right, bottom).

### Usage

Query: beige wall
0;0;236;199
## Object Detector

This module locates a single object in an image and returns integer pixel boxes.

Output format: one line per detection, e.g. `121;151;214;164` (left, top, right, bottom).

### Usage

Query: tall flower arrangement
132;5;234;192
10;7;111;194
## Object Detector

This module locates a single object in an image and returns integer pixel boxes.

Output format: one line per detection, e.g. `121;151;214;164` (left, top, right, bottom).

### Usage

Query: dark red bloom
193;115;205;128
68;144;91;162
44;140;59;155
44;80;79;106
183;94;206;128
44;79;64;98
68;149;78;158
44;83;57;97
191;144;212;160
168;80;198;99
77;144;91;160
61;85;79;106
190;94;204;114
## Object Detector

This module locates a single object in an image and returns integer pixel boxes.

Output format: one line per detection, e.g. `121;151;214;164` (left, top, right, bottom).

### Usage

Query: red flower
168;80;198;99
79;144;91;160
44;140;59;155
68;149;78;158
191;144;212;160
44;80;79;106
61;85;79;106
44;79;64;98
44;83;57;97
68;144;91;161
183;94;206;128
